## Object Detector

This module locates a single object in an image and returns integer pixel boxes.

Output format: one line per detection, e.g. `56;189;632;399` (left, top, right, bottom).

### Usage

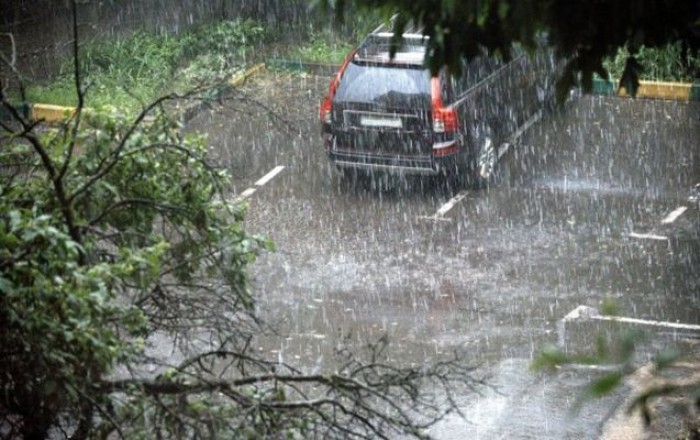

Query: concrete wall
0;0;311;81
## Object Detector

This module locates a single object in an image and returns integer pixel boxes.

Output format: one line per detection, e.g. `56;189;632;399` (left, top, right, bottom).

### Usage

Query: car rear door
330;62;434;159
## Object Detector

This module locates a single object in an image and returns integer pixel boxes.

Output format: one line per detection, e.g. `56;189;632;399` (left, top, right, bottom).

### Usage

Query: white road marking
563;305;700;332
234;166;286;202
254;165;286;187
629;232;668;241
435;190;469;217
492;110;541;161
420;190;469;222
508;110;543;144
559;305;700;348
596;313;700;331
238;187;258;199
661;206;687;224
417;215;454;223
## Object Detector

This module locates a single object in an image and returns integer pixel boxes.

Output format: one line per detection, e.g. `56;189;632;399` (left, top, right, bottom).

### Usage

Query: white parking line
436;190;469;217
254;165;285;186
563;305;700;332
661;206;688;224
508;110;543;144
238;187;258;200
559;305;700;348
234;166;286;202
492;110;541;161
629;232;668;241
419;190;469;221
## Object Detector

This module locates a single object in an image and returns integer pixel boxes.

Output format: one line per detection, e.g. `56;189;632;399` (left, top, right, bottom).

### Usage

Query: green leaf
600;297;619;316
476;0;491;27
587;371;623;398
498;0;510;20
0;276;14;293
595;334;609;360
619;329;644;362
654;347;680;370
530;344;568;371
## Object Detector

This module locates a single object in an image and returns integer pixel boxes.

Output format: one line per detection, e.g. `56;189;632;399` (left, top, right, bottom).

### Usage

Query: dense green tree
319;0;700;97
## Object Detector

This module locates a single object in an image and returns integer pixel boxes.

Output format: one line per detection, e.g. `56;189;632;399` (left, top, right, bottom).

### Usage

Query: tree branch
0;31;27;101
67;92;189;205
101;373;360;395
87;198;189;227
71;385;126;440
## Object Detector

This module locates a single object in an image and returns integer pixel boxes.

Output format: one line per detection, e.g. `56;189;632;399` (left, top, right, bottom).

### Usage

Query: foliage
79;31;183;83
315;0;700;98
23;19;267;114
0;88;268;436
288;30;356;64
272;11;378;65
604;42;700;83
179;19;267;61
0;3;479;438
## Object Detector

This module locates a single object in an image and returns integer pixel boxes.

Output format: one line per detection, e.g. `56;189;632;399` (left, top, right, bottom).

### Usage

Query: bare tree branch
0;31;27;101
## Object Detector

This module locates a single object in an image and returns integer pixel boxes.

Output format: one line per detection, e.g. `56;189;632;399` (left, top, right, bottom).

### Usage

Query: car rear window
334;62;432;109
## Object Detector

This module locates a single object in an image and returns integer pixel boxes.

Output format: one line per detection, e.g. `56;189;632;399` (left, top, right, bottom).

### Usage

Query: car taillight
320;97;333;124
319;49;357;124
433;107;458;133
431;77;458;133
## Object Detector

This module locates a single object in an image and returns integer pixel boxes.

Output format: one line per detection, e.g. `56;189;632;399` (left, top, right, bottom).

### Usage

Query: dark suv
319;21;556;186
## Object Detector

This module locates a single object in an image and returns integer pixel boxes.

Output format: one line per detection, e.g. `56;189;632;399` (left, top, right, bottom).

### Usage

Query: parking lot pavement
187;71;700;439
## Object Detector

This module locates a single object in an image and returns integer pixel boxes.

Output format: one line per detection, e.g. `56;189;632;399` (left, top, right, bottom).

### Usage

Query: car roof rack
355;15;427;66
369;14;424;38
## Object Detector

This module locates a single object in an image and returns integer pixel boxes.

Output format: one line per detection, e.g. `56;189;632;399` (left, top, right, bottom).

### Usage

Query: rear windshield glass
334;62;432;108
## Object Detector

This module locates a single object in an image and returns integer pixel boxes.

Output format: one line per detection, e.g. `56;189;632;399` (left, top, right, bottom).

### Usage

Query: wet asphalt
187;71;700;439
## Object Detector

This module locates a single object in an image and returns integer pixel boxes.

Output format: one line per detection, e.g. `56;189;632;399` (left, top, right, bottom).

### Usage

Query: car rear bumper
322;129;463;176
327;150;460;176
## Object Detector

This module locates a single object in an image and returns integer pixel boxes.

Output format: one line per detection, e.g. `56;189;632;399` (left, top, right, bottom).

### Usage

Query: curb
30;103;77;122
592;78;700;101
8;63;268;125
228;62;266;87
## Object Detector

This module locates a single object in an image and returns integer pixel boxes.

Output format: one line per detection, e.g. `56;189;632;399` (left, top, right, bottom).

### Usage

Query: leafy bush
283;9;381;64
288;30;356;64
179;19;266;61
604;42;700;82
0;95;268;438
81;31;182;81
23;19;268;113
